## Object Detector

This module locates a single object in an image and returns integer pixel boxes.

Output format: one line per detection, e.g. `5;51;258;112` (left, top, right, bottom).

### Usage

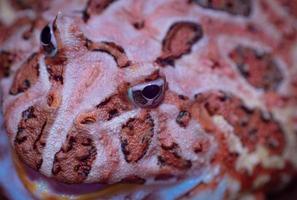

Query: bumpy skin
0;0;297;199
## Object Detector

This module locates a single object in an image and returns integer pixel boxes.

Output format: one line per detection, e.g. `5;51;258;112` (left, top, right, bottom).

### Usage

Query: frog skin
0;0;297;199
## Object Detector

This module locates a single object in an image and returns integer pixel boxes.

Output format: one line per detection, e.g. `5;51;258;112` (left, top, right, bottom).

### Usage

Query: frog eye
40;24;57;57
128;78;166;108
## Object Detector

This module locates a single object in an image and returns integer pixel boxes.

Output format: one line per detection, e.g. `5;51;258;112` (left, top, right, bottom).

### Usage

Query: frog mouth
12;153;142;199
11;150;221;200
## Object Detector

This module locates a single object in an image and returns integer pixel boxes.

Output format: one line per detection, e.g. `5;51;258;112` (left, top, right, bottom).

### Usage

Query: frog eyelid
130;79;164;93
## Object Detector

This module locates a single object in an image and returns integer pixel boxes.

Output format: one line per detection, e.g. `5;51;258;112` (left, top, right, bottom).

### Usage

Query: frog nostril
142;85;161;99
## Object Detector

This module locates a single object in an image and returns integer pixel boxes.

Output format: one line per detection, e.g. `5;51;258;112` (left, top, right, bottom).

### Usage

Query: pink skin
0;0;297;199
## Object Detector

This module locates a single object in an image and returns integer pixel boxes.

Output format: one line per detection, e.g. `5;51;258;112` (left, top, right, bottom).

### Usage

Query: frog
0;0;297;199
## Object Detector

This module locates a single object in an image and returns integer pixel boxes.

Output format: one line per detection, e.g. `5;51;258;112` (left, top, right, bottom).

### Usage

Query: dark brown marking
14;105;50;170
86;39;131;68
158;143;192;170
192;0;252;17
9;53;40;95
194;90;285;154
0;51;16;78
83;0;119;22
156;21;203;67
229;46;283;91
45;51;67;84
176;110;192;128
52;130;97;183
96;94;132;121
120;113;154;163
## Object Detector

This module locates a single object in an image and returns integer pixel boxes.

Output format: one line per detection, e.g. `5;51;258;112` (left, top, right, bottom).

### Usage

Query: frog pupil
142;85;160;99
41;25;51;44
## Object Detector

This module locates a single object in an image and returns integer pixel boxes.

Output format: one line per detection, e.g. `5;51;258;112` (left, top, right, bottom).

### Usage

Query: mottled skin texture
0;0;297;199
